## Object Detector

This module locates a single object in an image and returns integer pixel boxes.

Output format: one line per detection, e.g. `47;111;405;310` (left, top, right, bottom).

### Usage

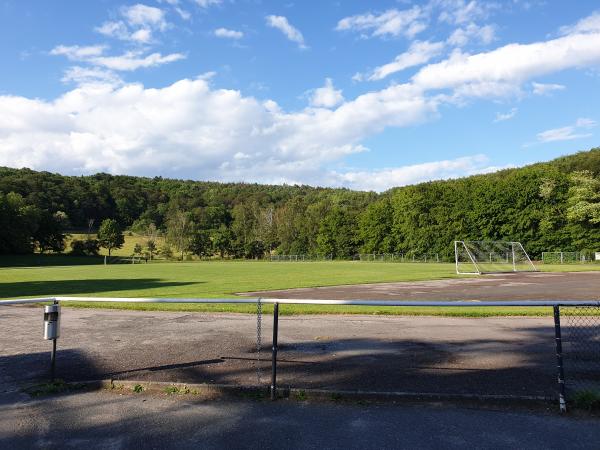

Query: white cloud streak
363;41;444;81
51;45;186;72
536;118;597;143
494;107;517;122
265;15;307;48
336;7;427;39
214;28;244;39
531;82;565;95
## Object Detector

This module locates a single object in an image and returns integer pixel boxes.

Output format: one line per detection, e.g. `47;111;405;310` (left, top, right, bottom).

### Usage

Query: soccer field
2;260;600;316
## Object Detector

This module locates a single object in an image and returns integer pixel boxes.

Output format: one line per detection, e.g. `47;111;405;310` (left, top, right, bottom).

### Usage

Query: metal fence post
49;300;60;382
553;305;567;413
270;302;279;401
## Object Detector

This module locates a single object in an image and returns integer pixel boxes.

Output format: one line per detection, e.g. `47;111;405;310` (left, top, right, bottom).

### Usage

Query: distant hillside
1;147;599;258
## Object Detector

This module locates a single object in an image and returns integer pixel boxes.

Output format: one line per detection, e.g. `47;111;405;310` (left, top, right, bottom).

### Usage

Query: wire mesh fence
561;305;600;396
270;253;450;262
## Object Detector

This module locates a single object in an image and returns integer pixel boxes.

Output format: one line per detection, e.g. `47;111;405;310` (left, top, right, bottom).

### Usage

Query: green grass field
2;258;600;316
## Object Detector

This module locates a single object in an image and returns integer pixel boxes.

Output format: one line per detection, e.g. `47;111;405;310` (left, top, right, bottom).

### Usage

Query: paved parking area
2;307;560;398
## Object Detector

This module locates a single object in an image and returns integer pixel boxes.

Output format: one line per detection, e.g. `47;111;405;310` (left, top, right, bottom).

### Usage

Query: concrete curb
68;379;555;406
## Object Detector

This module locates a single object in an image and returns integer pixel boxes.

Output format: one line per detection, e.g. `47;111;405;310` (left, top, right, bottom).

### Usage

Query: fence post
553;305;567;413
270;302;279;401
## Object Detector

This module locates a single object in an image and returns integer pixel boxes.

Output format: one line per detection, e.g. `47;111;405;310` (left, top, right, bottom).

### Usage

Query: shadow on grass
0;279;202;298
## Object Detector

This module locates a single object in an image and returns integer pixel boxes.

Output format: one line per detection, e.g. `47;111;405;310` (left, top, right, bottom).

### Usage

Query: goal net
454;241;537;274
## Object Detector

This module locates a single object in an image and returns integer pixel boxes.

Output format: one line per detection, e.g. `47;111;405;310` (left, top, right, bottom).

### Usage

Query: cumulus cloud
532;82;565;95
96;3;168;43
362;41;444;81
0;78;434;187
265;15;307;48
493;107;517;122
336;7;427;39
309;78;344;108
122;4;167;30
536;118;597;143
214;28;244;39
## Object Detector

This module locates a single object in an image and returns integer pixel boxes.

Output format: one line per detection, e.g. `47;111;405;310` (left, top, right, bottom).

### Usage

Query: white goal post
454;240;537;275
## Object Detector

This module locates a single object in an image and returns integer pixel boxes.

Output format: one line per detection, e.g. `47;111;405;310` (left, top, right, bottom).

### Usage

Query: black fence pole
270;302;279;401
50;299;59;382
553;305;567;413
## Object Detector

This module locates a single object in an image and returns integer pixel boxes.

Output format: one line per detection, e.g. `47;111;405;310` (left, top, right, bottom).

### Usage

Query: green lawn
2;260;599;316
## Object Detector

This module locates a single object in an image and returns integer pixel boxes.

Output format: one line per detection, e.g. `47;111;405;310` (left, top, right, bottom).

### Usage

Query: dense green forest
1;147;600;259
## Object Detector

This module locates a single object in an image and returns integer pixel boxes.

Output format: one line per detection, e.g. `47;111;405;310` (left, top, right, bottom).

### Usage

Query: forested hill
1;147;600;258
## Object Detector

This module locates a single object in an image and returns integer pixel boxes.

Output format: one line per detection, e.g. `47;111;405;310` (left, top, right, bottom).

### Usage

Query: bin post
270;302;279;400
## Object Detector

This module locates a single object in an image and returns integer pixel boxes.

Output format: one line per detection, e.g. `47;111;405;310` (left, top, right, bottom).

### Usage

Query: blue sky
1;0;599;191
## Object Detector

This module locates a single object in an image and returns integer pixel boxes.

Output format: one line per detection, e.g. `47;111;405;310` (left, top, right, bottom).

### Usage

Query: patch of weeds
164;385;180;395
133;384;144;393
111;382;125;391
25;380;72;397
572;390;600;411
294;390;307;401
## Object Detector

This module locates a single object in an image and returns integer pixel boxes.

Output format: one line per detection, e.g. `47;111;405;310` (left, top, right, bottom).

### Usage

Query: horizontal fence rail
2;297;600;307
1;296;599;412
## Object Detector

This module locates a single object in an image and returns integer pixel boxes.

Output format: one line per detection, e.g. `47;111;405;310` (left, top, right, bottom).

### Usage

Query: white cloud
493;107;517;122
51;45;186;72
60;66;124;86
559;11;600;35
336;7;427;39
447;23;495;46
96;4;169;43
411;30;600;99
531;82;565;95
96;21;130;40
0;78;434;187
265;15;306;48
50;45;107;59
437;0;497;25
331;154;494;191
364;41;444;81
536;118;597;143
194;0;222;7
309;78;344;108
89;52;186;71
122;4;167;31
214;28;244;39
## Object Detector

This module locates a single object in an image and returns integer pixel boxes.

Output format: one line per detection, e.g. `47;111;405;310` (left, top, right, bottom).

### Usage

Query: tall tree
97;218;124;256
166;209;194;260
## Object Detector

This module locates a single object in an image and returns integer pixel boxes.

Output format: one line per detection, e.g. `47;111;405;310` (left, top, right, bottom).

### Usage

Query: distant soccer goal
541;252;584;264
454;240;537;275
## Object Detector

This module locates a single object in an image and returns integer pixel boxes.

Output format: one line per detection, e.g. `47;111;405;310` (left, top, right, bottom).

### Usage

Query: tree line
1;147;599;260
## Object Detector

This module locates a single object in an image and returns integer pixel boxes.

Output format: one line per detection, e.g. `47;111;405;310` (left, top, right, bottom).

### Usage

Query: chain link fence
561;306;600;397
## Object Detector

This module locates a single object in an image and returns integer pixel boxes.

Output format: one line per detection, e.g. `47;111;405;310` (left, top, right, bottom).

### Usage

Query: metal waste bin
43;304;60;340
